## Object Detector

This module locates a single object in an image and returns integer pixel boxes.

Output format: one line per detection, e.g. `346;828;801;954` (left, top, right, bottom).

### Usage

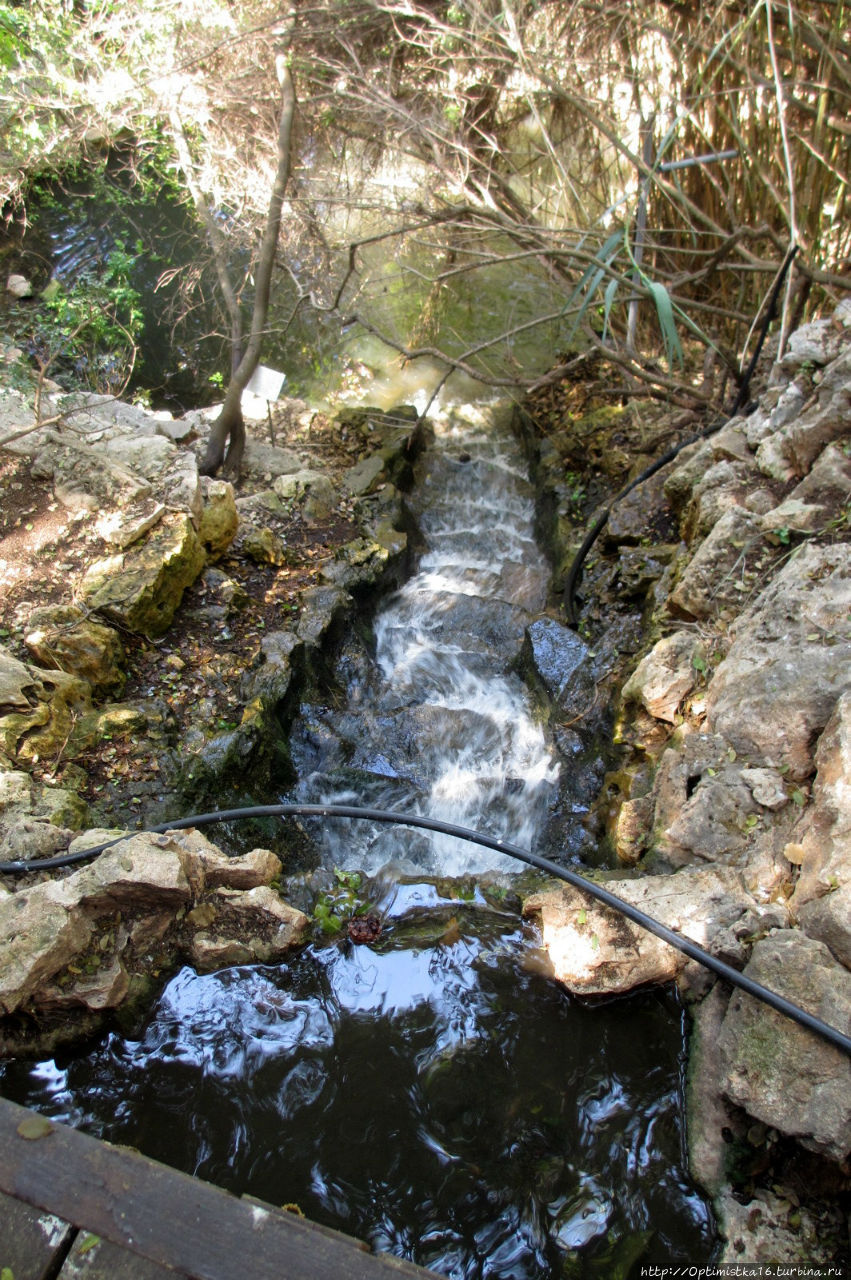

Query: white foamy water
295;400;560;874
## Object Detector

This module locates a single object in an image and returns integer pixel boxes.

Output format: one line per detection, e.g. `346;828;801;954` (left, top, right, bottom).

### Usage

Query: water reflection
0;911;714;1277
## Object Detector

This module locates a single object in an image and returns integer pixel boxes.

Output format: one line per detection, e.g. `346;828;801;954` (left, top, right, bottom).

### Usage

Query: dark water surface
0;390;716;1272
0;904;713;1277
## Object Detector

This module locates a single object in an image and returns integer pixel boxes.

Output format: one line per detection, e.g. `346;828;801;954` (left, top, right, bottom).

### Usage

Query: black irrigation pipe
564;245;799;624
2;801;849;1057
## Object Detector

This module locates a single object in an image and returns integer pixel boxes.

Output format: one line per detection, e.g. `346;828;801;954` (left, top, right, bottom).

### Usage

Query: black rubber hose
3;801;849;1057
563;245;799;624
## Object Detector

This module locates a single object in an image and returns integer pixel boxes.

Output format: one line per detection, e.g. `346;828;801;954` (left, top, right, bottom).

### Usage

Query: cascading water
0;394;717;1276
290;401;563;874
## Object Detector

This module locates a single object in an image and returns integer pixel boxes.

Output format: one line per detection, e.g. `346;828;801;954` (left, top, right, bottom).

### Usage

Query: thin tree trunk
200;28;296;480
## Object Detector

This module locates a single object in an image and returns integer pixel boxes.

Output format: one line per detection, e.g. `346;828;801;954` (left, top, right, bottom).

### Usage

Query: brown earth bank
1;304;850;1265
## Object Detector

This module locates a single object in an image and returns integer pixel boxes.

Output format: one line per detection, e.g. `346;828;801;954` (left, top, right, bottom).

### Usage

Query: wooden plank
0;1188;75;1280
59;1230;177;1280
0;1097;439;1280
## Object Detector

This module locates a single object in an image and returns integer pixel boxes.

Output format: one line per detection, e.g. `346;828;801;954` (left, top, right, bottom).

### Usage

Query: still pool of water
0;901;714;1278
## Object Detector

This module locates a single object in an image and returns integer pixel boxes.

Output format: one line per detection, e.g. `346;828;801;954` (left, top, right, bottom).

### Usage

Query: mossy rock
82;512;206;638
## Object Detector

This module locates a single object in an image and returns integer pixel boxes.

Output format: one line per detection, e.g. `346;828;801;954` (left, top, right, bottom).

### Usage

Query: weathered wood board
0;1096;440;1280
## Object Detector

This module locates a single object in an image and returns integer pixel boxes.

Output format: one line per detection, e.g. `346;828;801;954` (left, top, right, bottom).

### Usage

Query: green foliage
36;240;143;392
312;868;374;936
0;3;25;70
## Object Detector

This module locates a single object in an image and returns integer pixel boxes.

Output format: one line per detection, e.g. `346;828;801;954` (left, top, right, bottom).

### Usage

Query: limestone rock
613;795;652;864
757;349;851;479
663;440;714;512
0;769;33;811
55;833;192;914
761;442;851;538
717;1189;822;1267
686;985;733;1198
249;627;300;702
162;451;203;526
0;666;92;766
718;930;851;1161
622;630;699;723
199;478;239;557
606;467;670;543
788;692;851;957
31;434;151;511
709;422;752;464
187;885;308;970
82;512;206;637
705;542;851;778
95;499;166;550
798;885;851;969
0;823;304;1036
0;889;94;1015
522;865;750;995
321;527;406;590
0;818;72;862
6;273;33;298
155;415;196;443
102;433;175;478
273;468;337;520
24;604;126;695
241;440;303;480
343;453;385;496
649;734;752;868
0;647;39;711
242;525;289;566
686;459;750;539
173;829;282;894
780;317;843;369
39;955;130;1013
297;585;351;647
739;767;788;810
668;508;764;621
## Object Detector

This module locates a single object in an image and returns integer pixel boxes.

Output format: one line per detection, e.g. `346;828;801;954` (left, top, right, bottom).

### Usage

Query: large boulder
0;658;92;766
198;478;239;558
646;732;795;874
0;827;304;1044
705;542;851;779
30;433;151;511
518;617;592;713
522;865;753;995
622;630;699;724
273;468;337;520
788;692;851;964
82;512;206;637
24;604;125;695
717;930;851;1161
756;348;851;480
668;508;765;620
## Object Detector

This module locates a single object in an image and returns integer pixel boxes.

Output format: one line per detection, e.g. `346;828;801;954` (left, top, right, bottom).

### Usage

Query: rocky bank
0;375;427;1044
518;300;851;1263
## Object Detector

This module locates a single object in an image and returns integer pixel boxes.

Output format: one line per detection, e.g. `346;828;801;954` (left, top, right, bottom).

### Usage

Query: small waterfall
291;400;561;875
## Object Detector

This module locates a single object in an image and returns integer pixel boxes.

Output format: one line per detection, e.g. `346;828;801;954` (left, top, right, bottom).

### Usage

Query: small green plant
312;868;374;935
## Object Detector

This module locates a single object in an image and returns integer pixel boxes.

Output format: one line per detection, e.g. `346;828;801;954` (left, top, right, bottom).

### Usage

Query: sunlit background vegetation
1;0;849;408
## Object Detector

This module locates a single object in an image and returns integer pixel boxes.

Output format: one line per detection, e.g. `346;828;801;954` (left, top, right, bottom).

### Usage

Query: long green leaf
601;276;619;344
562;229;623;344
644;277;683;368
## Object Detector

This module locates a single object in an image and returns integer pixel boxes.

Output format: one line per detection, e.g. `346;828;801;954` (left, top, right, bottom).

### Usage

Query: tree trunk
200;40;296;481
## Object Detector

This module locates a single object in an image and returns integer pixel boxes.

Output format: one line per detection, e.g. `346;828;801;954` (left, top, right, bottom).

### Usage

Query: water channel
0;395;716;1275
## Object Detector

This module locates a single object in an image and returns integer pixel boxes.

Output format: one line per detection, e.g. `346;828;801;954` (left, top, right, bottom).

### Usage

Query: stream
0;397;716;1275
289;401;560;875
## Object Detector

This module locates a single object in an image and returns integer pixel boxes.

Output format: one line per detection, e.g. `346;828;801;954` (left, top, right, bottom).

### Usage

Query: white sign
244;364;286;402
